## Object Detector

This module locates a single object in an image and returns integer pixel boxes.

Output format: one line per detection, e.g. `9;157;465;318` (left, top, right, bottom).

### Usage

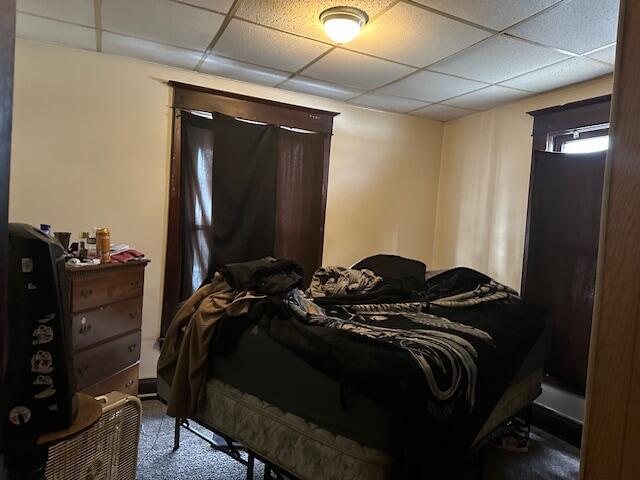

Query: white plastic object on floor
45;391;142;480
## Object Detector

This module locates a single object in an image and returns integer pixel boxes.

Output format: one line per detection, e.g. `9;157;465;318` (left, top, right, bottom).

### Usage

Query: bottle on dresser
78;231;89;259
96;227;111;263
87;228;97;260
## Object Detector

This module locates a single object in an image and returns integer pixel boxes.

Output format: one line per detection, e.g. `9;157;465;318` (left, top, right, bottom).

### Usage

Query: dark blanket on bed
202;261;546;477
249;267;546;478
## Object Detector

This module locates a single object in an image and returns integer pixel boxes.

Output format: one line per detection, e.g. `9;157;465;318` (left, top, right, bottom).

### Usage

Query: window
189;144;213;293
161;82;338;338
528;94;611;152
548;124;610;154
561;135;609;154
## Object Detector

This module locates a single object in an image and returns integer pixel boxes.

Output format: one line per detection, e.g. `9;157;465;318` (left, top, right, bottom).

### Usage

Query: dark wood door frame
520;96;612;394
521;94;612;394
0;0;16;469
581;0;640;477
523;96;612;298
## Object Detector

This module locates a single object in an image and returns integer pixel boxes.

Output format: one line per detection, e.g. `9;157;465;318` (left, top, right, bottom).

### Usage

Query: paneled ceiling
15;0;618;121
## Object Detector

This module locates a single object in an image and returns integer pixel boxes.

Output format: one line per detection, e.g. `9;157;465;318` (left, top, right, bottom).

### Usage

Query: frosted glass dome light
320;7;369;44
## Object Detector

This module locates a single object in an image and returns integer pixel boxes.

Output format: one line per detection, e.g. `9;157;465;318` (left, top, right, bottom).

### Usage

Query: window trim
549;124;610;152
528;94;612;151
160;83;338;338
169;81;338;135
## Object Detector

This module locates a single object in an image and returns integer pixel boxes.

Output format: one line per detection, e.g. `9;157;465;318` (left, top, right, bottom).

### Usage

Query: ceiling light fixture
320;6;369;44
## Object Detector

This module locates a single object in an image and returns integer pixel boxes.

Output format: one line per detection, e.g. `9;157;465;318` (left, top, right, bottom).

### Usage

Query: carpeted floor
137;399;579;480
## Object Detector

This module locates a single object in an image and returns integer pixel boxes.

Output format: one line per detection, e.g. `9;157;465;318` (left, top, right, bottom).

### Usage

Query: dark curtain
274;129;326;286
179;113;325;300
179;113;215;300
209;114;278;274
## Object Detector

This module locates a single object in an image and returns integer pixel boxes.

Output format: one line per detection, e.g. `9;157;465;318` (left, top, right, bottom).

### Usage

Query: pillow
351;254;426;282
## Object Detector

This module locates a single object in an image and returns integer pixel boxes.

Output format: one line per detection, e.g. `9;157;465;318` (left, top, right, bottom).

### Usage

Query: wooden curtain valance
527;94;612;150
169;81;339;135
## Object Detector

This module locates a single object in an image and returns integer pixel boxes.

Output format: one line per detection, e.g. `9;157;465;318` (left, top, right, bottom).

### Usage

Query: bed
157;258;549;480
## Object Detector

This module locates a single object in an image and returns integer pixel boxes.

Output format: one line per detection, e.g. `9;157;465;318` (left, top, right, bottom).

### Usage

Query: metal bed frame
168;401;534;480
172;415;297;480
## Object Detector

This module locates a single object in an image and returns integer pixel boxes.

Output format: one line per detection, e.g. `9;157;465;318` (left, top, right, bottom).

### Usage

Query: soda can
96;227;111;263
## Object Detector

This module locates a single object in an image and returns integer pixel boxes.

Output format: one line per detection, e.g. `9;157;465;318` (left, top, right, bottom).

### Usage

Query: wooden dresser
66;259;149;397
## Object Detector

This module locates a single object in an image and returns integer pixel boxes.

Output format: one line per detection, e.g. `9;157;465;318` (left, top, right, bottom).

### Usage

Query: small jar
87;231;97;260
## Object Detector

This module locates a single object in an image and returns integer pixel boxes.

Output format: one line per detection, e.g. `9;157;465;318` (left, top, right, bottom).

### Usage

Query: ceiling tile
17;0;95;27
345;3;490;67
280;76;362;101
378;70;486;103
16;13;96;50
177;0;235;13
586;44;617;65
102;0;224;51
429;35;569;83
200;54;291;87
499;57;613;93
349;92;430;113
302;49;415;90
412;104;475;121
213;19;330;73
102;32;202;69
412;0;560;31
444;85;531;110
235;0;395;43
507;0;620;54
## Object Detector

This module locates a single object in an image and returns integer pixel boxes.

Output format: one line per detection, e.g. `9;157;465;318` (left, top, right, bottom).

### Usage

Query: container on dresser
66;259;149;397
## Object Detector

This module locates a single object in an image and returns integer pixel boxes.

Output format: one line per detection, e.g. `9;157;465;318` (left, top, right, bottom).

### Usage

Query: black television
2;223;78;443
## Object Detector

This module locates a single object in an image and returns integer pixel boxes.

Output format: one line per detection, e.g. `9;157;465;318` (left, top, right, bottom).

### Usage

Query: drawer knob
79;324;92;335
129;281;141;288
125;379;134;388
80;288;93;298
77;365;89;375
128;343;137;352
128;311;138;319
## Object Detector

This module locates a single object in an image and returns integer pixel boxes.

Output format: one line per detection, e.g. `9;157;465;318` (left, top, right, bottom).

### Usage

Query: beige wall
9;40;444;378
431;75;613;290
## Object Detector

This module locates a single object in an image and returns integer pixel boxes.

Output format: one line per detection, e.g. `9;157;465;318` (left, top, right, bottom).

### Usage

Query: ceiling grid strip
342;0;613;113
15;0;617;119
193;0;245;71
94;0;102;52
343;0;575;103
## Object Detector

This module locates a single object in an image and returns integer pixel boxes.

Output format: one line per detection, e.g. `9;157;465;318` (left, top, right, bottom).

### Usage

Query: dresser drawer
72;297;143;352
71;266;144;312
80;363;139;397
74;331;141;390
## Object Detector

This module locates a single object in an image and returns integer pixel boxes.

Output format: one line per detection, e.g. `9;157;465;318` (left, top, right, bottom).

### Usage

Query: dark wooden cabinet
522;150;606;393
66;260;149;397
525;98;611;395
